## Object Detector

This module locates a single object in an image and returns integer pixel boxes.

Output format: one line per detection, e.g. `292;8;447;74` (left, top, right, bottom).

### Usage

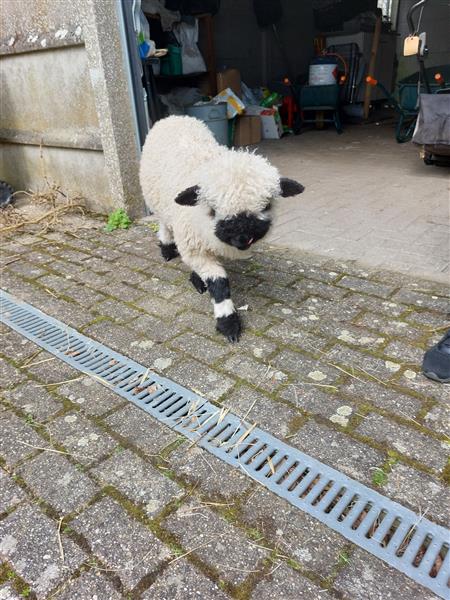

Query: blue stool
298;84;343;134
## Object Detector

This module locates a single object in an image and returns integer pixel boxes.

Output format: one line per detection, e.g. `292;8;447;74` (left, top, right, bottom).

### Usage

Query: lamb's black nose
232;235;249;250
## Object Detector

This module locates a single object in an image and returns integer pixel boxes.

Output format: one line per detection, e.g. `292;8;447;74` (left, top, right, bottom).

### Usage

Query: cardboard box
213;88;245;119
234;115;261;146
217;68;242;98
246;105;284;139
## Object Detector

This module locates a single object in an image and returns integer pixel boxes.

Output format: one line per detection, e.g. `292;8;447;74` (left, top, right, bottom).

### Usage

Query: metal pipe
407;0;429;35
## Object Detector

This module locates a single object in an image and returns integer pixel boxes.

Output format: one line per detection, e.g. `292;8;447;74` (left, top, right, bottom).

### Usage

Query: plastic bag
173;21;206;74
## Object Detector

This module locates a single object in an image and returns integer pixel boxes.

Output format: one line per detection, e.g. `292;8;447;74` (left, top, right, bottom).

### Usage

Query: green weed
105;209;132;232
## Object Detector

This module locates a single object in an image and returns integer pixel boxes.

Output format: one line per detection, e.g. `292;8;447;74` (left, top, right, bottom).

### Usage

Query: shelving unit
144;12;217;96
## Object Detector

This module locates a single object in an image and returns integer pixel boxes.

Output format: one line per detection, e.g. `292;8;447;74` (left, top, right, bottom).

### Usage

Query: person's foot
422;329;450;383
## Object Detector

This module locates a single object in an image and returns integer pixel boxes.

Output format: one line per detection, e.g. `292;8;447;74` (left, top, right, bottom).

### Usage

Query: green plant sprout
105;208;132;232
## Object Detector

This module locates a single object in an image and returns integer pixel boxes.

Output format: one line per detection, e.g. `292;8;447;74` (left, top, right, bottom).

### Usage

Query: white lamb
139;115;304;342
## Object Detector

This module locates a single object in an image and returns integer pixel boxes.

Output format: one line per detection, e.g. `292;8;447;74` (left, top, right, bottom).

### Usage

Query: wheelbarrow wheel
396;114;417;143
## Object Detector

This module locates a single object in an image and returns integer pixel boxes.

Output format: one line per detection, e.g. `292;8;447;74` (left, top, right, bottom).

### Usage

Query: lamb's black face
215;212;272;250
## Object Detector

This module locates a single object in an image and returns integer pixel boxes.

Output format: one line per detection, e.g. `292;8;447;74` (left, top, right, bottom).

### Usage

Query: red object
279;95;298;129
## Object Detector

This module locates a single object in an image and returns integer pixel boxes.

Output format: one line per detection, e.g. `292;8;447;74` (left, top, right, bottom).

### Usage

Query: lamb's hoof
190;271;207;294
159;242;179;261
216;312;241;343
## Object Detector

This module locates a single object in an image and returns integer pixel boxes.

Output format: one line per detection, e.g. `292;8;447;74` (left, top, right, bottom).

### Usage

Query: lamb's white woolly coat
139;116;281;278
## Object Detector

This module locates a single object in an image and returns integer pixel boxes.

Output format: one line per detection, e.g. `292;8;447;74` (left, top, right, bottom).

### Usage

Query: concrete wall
214;0;315;87
396;0;450;82
0;0;144;216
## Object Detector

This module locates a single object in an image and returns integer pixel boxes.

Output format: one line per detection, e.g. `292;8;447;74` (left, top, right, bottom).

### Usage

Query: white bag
173;21;206;74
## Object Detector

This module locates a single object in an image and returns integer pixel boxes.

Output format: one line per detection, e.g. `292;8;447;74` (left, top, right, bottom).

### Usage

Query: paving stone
383;340;425;365
325;345;402;380
105;404;178;456
384;463;450;525
169;332;228;363
241;488;344;578
230;331;278;360
336;275;395;299
26;353;80;385
0;412;45;467
48;247;92;264
272;349;339;385
58;376;125;416
0;468;26;513
18;452;98;514
0;504;85;598
222;355;287;393
253;266;300;286
91;449;183;516
294;278;348;301
423;403;450;438
47;412;116;466
393;372;450;404
25;295;95;330
323;324;387;349
222;385;297;438
0;359;22;390
49;259;88;278
108;266;148;286
74;268;113;287
134;295;183;320
164;500;268;586
0;329;41;362
169;443;251;500
72;497;170;589
176;310;218;336
131;314;183;343
391;289;450;313
345;292;407;317
251;563;325;599
103;280;146;302
299;265;341;283
240;309;275;333
135;277;181;300
7;260;49;279
0;584;21;600
404;309;446;329
52;570;122;600
264;323;328;355
356;413;449;471
83;320;180;369
167;359;235;401
340;380;422;417
3;382;62;421
356;313;423;341
144;262;185;283
291;421;384;485
287;297;361;329
279;384;353;421
142;560;229;599
333;548;437;600
254;283;305;305
92;299;142;323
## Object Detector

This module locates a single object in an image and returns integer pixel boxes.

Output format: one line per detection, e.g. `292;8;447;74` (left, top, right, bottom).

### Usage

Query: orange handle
366;75;378;86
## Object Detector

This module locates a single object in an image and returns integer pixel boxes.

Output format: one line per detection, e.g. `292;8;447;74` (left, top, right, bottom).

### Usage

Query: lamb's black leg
190;271;207;294
206;276;241;343
159;242;179;261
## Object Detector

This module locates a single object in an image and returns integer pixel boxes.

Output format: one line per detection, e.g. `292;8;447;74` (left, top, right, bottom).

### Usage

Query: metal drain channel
1;289;449;598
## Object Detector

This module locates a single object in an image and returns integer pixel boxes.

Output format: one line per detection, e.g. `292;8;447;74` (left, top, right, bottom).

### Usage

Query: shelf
155;72;209;80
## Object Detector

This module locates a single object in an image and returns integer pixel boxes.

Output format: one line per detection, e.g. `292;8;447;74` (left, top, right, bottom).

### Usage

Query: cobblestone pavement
1;220;449;599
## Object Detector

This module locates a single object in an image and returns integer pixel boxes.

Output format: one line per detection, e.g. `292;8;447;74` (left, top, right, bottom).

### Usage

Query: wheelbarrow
366;69;448;143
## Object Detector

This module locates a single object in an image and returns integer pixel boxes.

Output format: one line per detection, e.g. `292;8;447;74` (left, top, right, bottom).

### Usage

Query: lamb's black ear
279;178;305;197
175;185;200;206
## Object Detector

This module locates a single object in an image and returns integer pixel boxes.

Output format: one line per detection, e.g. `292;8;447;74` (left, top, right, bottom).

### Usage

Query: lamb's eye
263;203;272;212
209;208;216;218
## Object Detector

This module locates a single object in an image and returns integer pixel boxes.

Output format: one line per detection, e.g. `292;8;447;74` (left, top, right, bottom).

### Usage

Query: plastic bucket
309;57;338;86
186;102;229;146
160;45;182;75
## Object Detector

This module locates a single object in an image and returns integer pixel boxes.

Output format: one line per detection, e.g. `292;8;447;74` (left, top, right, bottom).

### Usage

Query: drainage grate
1;289;449;598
